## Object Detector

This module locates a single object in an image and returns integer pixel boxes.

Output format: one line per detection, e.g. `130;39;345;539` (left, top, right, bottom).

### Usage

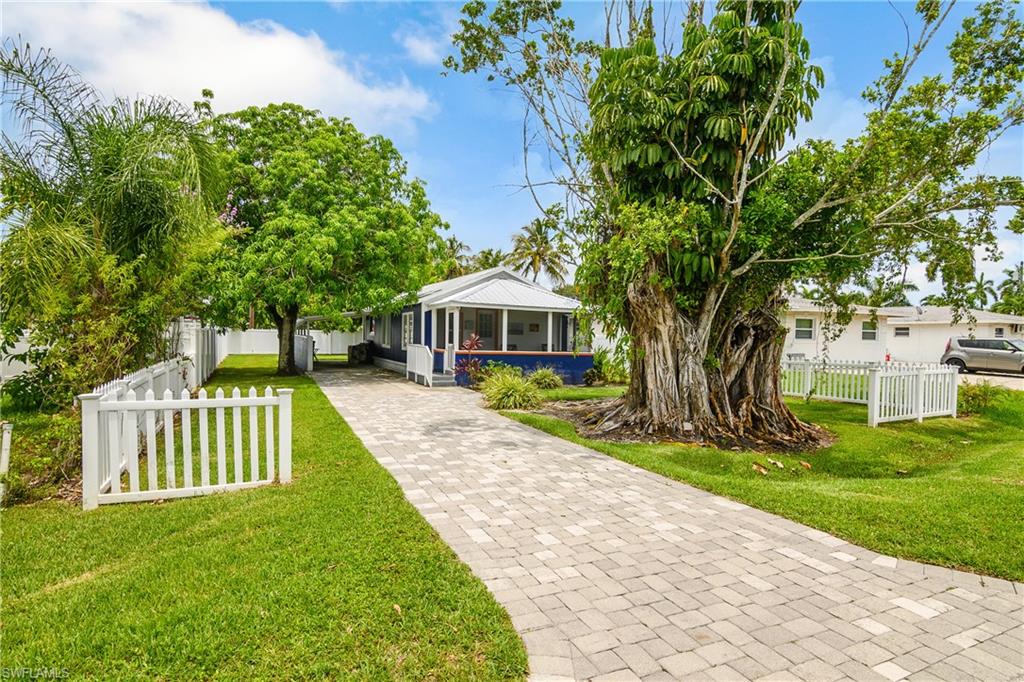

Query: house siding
436;351;593;385
369;304;420;364
783;310;1024;364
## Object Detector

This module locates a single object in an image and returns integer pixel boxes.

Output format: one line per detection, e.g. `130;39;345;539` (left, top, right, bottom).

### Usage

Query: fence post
0;422;12;505
950;368;959;419
867;367;881;428
914;366;925;423
802;362;813;398
277;388;293;484
80;393;102;510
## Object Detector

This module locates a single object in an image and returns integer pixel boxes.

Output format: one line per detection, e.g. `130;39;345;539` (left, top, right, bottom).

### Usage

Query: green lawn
2;356;526;680
539;384;627;401
316;353;348;363
509;387;1024;581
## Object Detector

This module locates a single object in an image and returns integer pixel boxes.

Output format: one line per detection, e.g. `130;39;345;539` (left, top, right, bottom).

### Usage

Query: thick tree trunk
588;283;829;450
270;305;300;375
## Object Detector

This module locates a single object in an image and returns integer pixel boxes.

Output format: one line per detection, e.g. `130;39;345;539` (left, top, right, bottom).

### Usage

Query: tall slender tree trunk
269;304;300;375
588;281;829;450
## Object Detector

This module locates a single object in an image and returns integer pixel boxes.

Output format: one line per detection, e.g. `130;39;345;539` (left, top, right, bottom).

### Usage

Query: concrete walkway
315;368;1023;682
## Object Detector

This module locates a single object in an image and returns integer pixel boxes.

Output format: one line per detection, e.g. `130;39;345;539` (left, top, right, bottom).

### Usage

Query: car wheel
946;359;966;373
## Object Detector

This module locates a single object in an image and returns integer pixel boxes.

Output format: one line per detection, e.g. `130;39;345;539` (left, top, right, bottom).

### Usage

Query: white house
783;297;1024;364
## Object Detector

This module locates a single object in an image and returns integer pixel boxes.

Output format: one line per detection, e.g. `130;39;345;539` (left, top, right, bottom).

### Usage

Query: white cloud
396;33;446;67
4;1;436;136
392;11;458;68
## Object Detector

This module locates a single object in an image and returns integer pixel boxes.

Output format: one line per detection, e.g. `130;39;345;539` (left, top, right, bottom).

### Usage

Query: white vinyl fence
294;333;315;372
80;386;292;510
782;359;958;426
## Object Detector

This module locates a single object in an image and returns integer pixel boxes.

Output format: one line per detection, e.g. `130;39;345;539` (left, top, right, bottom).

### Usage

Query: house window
861;321;878;341
377;314;391;347
794;318;814;340
401;312;414;350
894;326;910;338
994;327;1005;338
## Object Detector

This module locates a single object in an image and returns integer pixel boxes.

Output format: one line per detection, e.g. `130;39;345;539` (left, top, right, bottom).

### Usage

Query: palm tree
507;213;571;284
854;276;918;307
997;262;1024;298
992;262;1024;315
437;236;471;279
1;42;221;300
968;274;997;308
920;293;952;306
471;248;507;271
0;41;222;391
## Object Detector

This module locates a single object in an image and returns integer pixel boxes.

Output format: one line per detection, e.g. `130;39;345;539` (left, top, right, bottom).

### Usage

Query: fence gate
80;386;292;510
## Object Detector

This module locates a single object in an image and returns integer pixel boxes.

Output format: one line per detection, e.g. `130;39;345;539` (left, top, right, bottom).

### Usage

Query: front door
477;310;497;350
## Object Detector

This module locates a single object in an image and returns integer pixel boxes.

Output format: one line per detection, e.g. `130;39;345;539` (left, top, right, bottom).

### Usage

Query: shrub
957;381;1006;416
481;372;542;410
1;409;81;506
583;367;601;386
528;367;563;389
454;357;483;384
591;347;629;384
482;360;521;378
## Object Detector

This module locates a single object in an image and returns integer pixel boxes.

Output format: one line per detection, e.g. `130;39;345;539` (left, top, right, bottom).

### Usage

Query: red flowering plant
454;333;485;385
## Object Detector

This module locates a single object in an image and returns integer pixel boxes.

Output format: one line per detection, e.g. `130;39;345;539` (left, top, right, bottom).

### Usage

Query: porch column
501;309;509;351
453;307;461;347
420;306;427;345
546;311;553;352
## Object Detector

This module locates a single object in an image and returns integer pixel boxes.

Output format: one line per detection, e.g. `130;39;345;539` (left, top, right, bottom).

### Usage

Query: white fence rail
782;359;957;426
406;344;434;386
80;386;292;510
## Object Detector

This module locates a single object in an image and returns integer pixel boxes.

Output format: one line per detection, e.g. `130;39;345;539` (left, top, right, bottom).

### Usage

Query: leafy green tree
507;209;571;284
448;0;1023;446
0;41;223;405
209;104;443;374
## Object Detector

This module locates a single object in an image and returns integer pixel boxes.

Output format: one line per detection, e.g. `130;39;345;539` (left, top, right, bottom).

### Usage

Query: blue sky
5;1;1022;297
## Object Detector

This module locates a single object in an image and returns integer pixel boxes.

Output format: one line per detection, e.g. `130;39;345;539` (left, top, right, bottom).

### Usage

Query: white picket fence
80;386;292;510
782;359;957;426
92;357;191;403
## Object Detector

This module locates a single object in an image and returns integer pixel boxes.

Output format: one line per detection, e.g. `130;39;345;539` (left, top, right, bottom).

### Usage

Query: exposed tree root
543;398;833;453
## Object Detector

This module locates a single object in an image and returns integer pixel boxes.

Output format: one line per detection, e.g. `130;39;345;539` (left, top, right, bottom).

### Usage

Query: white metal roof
428;277;580;312
418;267;533;302
416;266;580;311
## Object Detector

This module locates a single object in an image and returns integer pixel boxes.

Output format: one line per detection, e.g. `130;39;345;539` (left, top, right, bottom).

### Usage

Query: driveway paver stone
315;368;1023;681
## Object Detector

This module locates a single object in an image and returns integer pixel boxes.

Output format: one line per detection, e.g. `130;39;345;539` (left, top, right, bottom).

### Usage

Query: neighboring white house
783;297;1024;364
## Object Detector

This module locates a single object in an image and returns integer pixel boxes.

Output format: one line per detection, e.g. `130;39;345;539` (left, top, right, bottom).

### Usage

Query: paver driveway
315;368;1023;682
